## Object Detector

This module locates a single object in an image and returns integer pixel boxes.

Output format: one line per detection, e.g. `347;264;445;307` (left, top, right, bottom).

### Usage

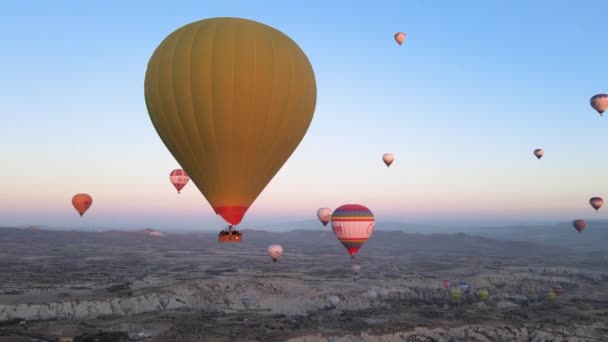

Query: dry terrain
0;226;606;341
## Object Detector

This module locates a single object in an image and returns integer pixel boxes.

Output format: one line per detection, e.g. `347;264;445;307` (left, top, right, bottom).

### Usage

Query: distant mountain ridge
4;219;607;251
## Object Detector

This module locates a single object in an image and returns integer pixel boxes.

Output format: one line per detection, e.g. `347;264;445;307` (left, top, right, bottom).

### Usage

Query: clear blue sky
1;0;607;231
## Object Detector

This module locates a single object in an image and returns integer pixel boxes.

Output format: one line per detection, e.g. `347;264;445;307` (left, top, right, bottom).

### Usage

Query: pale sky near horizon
1;1;607;231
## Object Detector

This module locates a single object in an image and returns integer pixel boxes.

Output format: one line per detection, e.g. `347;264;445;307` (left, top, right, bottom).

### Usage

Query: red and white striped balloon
170;169;190;194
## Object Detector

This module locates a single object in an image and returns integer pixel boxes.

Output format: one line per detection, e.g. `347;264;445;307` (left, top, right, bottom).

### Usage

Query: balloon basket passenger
218;225;243;243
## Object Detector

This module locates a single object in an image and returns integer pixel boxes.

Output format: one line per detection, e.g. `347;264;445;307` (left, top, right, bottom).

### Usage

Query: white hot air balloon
159;294;170;309
317;207;332;226
268;245;284;262
241;296;253;309
327;295;340;306
382;153;394;167
352;264;361;275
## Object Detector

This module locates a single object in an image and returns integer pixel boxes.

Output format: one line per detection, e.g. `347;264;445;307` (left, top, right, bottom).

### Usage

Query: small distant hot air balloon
546;290;557;301
241;296;253;309
450;287;462;301
367;289;378;299
442;279;451;289
317;208;332;226
328;295;341;306
533;149;544;160
590;94;608;116
331;204;375;259
551;284;564;296
394;32;406;46
477;289;489;301
119;298;134;315
382;153;394;167
589;197;603;212
169;169;189;194
159;294;170;309
458;280;471;294
267;245;283;262
352;264;361;275
72;194;92;217
572;219;586;233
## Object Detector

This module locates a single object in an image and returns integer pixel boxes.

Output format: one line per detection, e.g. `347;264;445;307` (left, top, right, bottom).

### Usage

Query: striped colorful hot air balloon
169;169;190;194
331;204;375;259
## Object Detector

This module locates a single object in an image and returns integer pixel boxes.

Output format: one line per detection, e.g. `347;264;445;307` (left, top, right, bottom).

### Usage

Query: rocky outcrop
0;270;601;323
284;322;607;342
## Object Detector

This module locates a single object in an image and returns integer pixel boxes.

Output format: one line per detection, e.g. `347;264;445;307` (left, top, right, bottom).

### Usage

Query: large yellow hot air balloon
144;17;317;229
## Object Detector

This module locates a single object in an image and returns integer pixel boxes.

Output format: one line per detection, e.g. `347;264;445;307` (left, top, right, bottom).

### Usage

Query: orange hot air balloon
590;94;608;116
589;197;603;212
72;194;93;217
169;169;189;194
533;149;544;160
144;18;317;229
572;219;586;233
394;32;406;46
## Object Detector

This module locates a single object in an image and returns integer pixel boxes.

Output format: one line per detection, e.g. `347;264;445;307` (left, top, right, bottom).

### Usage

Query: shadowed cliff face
0;227;606;341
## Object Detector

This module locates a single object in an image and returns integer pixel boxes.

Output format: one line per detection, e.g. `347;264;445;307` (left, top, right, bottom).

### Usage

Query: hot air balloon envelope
331;204;375;258
144;17;317;226
382;153;394;167
450;287;462;301
159;294;170;309
572;219;586;233
590;94;608;116
268;244;284;262
72;194;93;217
170;169;189;193
589;197;603;212
317;208;332;226
394;32;406;45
